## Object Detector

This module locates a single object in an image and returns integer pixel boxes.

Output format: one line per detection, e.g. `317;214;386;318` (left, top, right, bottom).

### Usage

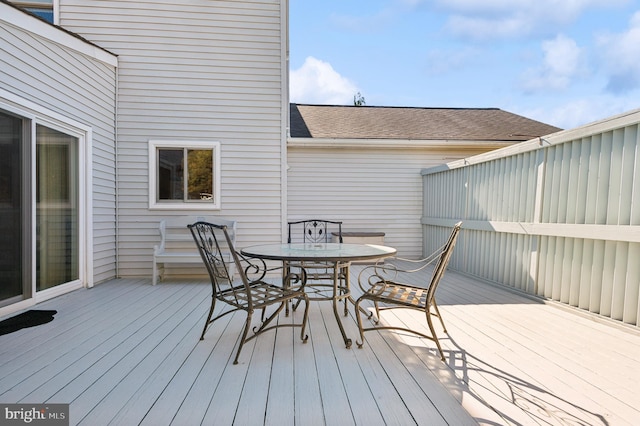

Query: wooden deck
1;265;639;425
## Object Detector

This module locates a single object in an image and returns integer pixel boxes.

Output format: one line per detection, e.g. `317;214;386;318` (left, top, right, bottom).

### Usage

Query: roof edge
287;137;519;150
290;103;502;112
0;0;117;67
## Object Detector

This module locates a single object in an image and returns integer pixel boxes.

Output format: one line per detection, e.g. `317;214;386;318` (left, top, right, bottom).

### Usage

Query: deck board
264;320;295;425
309;305;355;425
324;310;386;425
292;305;325;426
1;268;639;426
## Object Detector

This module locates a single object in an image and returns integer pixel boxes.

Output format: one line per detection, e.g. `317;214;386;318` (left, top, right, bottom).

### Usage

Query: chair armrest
240;255;307;289
357;261;395;294
356;256;437;294
235;250;268;282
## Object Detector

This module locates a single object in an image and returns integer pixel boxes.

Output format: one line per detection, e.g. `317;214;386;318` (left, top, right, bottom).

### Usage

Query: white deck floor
1;266;639;425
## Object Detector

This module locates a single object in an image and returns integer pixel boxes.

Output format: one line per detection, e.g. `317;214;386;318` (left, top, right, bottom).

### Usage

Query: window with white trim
149;140;221;210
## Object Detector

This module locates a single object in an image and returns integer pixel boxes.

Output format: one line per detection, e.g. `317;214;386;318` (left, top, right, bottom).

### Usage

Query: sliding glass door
0;109;81;308
36;125;79;291
0;111;25;305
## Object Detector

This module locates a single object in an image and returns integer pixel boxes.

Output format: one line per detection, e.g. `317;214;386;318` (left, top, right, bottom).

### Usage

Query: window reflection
187;149;213;200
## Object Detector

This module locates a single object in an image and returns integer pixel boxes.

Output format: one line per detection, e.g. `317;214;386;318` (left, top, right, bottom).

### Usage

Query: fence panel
422;109;640;327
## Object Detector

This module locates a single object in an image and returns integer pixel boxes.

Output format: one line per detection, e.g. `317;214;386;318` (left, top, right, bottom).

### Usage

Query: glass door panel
36;125;79;291
0;112;23;304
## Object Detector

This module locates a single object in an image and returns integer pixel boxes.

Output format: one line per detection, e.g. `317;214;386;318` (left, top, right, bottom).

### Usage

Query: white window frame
148;140;221;211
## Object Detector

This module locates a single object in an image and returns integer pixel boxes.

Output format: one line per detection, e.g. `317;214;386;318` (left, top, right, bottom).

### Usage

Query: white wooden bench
152;216;237;285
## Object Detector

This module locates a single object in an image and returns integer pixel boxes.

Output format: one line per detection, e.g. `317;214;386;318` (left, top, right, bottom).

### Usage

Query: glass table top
241;243;396;262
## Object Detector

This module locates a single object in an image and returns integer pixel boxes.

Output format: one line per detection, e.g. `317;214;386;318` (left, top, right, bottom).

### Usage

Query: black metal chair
355;222;462;361
286;219;349;313
287;219;343;245
189;221;309;365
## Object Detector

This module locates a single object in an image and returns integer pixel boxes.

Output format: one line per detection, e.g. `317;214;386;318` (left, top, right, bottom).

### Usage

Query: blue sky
289;0;640;129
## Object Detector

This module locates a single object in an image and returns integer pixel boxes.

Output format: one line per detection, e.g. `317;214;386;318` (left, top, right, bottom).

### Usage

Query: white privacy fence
421;109;640;327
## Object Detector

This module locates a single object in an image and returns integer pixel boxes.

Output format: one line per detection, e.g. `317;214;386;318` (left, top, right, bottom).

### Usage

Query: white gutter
287;137;518;150
280;0;290;243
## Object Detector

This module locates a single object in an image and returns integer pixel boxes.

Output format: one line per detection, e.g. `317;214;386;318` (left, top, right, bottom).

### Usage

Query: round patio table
241;243;396;348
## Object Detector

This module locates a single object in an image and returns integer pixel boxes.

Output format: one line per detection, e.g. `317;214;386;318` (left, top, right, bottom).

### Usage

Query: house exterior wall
59;0;288;278
0;5;118;284
287;142;501;258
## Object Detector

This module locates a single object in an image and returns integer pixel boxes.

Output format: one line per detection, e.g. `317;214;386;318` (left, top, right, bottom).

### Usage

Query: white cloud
596;11;640;93
447;13;531;40
426;47;481;75
520;34;585;92
531;99;603;129
330;9;395;32
396;0;424;6
437;0;622;40
290;56;359;105
520;96;639;129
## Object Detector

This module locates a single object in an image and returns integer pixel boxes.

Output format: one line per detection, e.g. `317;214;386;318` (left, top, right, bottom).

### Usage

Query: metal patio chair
287;219;349;313
355;222;462;361
189;221;309;365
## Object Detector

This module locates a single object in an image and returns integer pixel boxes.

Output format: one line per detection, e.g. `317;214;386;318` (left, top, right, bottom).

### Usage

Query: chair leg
234;311;253;365
332;294;352;348
373;301;381;324
426;310;445;361
355;298;366;348
299;295;310;342
341;274;349;316
331;267;351;348
200;296;217;340
431;299;447;333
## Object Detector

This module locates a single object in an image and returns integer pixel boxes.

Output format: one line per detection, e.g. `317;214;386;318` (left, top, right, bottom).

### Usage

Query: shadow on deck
0;266;638;425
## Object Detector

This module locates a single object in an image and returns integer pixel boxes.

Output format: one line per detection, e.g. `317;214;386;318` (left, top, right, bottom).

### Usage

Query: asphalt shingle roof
290;104;562;141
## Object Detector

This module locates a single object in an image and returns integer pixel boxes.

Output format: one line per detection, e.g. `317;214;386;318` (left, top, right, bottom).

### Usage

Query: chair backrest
188;221;254;307
426;221;462;304
287;219;343;243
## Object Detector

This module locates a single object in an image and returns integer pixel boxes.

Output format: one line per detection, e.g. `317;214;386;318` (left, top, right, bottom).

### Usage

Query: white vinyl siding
287;145;495;258
0;6;118;284
59;0;285;278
